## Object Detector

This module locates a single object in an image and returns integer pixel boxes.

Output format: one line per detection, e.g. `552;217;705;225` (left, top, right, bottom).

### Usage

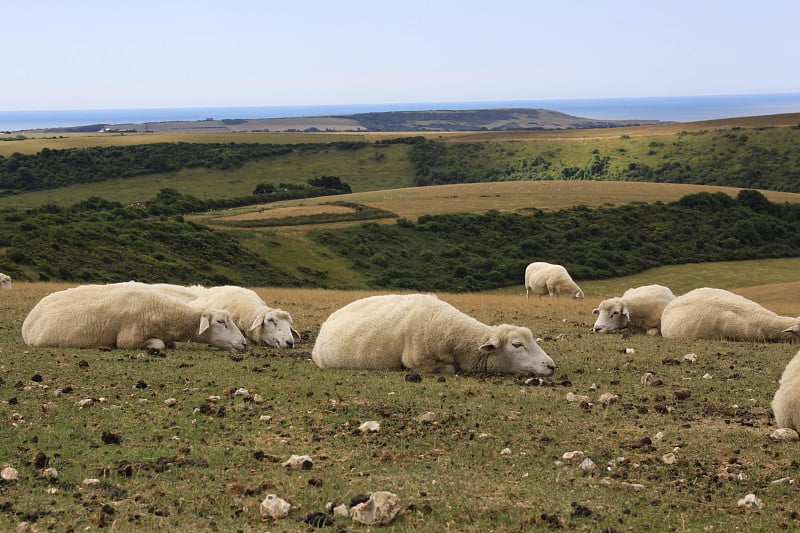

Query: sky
3;0;799;111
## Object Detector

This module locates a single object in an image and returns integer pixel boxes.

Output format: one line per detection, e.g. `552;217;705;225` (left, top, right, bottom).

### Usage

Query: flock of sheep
524;261;800;434
9;259;800;432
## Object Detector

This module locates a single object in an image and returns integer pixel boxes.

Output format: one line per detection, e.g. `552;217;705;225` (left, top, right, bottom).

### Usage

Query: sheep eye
268;318;277;325
512;342;523;348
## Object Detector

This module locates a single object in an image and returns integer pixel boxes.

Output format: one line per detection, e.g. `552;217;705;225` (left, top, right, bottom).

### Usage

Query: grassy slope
4;115;800;291
0;143;414;210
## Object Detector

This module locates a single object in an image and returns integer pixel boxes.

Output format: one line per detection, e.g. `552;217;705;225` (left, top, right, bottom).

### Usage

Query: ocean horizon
2;93;800;133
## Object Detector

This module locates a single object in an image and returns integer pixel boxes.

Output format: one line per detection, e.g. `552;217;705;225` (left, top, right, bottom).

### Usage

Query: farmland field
1;275;799;532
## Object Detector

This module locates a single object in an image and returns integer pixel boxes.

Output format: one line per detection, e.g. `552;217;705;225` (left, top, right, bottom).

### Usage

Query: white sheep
592;284;676;335
660;287;800;342
524;262;584;299
311;293;556;375
0;273;11;290
772;349;800;431
188;285;300;348
21;283;248;351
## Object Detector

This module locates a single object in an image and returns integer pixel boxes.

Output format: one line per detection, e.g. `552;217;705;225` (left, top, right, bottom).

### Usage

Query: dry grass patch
214;204;358;222
248;180;800;224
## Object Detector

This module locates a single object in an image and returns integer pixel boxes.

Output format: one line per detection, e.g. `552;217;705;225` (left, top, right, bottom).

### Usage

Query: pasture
2;271;799;531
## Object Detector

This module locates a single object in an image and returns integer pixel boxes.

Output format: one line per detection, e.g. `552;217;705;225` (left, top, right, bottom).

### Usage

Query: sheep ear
248;316;264;332
783;325;800;337
198;315;210;335
291;327;301;341
479;338;500;352
623;309;631;320
592;308;599;315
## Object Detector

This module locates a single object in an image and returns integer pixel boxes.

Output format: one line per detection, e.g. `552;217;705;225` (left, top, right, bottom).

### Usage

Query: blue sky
4;0;799;111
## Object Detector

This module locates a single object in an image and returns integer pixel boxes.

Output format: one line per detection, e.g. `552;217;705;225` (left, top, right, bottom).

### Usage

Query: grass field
1;273;799;532
207;180;800;224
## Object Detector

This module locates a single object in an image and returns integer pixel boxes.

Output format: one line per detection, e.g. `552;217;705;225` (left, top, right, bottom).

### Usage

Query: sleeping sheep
592;284;676;335
21;283;248;351
660;287;800;342
772;352;800;431
771;349;800;431
524;262;584;299
311;293;556;375
0;273;11;290
188;285;300;348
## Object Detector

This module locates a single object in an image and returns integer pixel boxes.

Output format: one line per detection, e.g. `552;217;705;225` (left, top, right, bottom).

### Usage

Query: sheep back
311;293;555;375
660;287;800;342
142;282;208;302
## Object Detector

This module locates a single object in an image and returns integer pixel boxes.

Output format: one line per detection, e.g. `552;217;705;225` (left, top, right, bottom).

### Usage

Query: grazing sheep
524;262;584;299
188;285;300;348
311;293;556;375
0;273;11;290
660;287;800;342
592;284;676;335
21;284;248;351
772;349;800;431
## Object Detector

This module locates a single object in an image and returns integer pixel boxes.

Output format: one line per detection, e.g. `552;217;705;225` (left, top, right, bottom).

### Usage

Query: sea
2;93;800;133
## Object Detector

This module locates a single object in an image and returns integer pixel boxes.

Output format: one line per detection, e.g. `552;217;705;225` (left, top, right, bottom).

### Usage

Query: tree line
309;190;800;292
0;141;368;193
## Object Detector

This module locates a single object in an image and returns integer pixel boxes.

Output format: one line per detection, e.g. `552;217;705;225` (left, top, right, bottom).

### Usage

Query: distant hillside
330;108;663;132
29;108;663;134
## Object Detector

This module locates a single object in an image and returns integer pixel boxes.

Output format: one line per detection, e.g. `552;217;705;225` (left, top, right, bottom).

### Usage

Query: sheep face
0;275;10;290
478;325;555;376
199;310;247;351
248;310;300;348
592;299;629;333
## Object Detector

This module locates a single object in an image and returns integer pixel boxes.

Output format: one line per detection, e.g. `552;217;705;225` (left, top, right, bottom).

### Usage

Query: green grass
2;284;799;531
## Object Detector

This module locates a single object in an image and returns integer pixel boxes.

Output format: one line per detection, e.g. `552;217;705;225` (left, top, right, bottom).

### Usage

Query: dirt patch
215;204;357;222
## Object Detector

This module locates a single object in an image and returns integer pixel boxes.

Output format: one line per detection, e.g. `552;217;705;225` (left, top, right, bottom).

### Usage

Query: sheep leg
141;338;166;351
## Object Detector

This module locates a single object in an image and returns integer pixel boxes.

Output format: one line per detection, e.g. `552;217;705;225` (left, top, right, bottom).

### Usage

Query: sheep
311;293;556;375
188;285;300;348
0;273;11;290
21;283;248;351
592;284;676;335
660;287;800;342
772;349;800;431
524;262;584;299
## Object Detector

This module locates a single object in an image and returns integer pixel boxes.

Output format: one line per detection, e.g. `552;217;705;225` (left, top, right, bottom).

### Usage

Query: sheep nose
286;340;294;348
546;363;556;371
592;327;600;333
